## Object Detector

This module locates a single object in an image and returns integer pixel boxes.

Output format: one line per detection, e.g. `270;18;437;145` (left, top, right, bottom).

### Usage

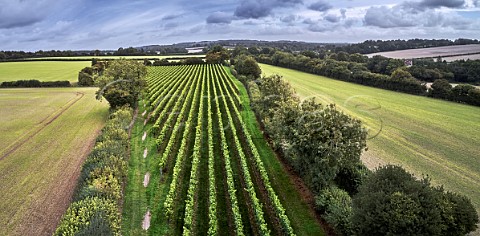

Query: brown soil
0;92;84;161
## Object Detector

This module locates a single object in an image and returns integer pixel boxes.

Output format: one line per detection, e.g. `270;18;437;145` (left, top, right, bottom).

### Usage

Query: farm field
260;63;480;215
443;53;480;62
122;64;324;235
365;44;480;60
0;88;109;235
0;61;90;83
30;54;205;60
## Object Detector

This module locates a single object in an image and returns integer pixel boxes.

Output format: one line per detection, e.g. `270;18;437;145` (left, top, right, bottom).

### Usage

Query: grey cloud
324;14;340;23
364;4;472;29
162;14;182;21
234;0;303;19
234;1;271;19
164;22;179;29
277;0;303;5
340;9;347;18
308;1;333;12
0;17;43;29
419;0;465;9
364;6;417;28
0;0;52;29
281;15;297;23
302;18;316;24
206;12;233;24
475;0;479;7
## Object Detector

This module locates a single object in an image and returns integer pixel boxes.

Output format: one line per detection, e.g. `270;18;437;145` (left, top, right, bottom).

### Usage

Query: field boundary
0;92;84;161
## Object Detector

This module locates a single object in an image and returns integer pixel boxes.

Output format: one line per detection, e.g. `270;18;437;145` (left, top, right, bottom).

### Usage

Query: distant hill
136;39;348;53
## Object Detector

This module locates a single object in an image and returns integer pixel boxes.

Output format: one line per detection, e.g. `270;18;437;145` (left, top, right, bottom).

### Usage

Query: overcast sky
1;0;479;51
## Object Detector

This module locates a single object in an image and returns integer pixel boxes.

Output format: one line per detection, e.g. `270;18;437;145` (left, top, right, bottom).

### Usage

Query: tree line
253;49;480;107
0;80;70;88
230;53;479;235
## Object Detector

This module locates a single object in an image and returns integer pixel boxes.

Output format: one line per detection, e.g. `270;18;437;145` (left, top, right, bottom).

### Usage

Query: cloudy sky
1;0;479;51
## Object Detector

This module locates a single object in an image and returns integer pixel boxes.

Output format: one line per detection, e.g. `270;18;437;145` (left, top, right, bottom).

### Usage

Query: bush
54;197;120;236
315;186;353;235
56;107;133;235
334;163;371;195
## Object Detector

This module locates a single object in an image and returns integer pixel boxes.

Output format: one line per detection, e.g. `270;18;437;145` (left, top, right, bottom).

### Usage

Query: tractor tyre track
0;92;84;161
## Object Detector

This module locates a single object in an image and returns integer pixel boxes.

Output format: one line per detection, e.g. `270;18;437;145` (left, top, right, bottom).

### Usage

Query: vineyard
130;64;298;235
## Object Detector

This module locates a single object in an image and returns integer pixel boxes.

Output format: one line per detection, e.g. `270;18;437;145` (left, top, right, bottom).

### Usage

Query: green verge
259;63;480;216
224;66;325;236
122;99;172;236
122;100;149;236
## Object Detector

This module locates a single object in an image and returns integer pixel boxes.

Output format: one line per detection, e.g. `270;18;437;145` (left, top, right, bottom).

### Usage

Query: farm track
0;92;84;161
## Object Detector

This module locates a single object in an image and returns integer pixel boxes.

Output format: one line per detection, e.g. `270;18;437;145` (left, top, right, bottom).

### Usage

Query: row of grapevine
206;67;218;235
146;65;191;108
142;64;294;235
149;66;196;123
213;66;270;235
210;67;245;235
215;64;295;235
163;66;203;217
183;67;206;235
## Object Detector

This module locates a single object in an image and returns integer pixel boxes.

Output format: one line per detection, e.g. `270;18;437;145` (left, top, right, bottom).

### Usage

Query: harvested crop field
0;88;109;236
366;44;480;60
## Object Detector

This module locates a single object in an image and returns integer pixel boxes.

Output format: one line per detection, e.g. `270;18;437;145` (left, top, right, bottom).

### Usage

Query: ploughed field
365;44;480;60
122;64;324;235
0;88;109;235
0;61;90;83
260;63;480;216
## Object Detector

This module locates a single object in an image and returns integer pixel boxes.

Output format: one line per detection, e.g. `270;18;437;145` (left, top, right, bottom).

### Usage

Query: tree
206;45;230;64
451;84;476;104
235;55;261;79
351;165;478;235
96;59;147;108
391;68;414;81
429;79;452;99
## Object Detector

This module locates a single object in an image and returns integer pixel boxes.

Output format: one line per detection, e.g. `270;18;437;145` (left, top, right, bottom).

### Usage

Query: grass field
260;63;480;215
0;88;109;235
30;55;205;60
0;61;90;83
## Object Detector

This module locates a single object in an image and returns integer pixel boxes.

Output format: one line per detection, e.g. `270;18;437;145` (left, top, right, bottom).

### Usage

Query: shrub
315;186;353;235
54;197;120;236
56;107;132;235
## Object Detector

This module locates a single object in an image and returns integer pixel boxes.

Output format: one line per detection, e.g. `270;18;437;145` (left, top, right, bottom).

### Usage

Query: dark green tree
96;59;147;108
429;79;452;99
235;55;261;79
352;165;478;235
